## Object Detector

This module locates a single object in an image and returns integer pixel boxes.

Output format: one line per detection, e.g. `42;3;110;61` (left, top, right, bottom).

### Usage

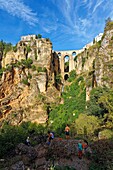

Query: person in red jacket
82;139;88;154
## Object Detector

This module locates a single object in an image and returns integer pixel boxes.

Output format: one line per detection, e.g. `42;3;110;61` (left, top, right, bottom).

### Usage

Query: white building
21;35;36;41
94;33;103;42
83;33;103;50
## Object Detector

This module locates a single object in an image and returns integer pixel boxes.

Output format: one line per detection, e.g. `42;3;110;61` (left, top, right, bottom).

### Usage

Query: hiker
64;124;70;139
78;140;83;159
25;136;31;146
82;139;88;154
47;131;54;145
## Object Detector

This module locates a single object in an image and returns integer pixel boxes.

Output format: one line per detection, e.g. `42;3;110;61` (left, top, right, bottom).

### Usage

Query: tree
37;34;42;39
87;87;113;128
105;17;111;26
93;38;95;44
98;88;113;128
86;87;108;118
0;40;12;55
75;114;100;136
104;17;113;32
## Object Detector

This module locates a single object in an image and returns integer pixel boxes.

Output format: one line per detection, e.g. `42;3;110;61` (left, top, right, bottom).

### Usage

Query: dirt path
36;138;91;170
0;138;91;170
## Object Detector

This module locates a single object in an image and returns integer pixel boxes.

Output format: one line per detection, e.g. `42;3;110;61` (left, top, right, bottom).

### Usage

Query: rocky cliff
0;37;61;126
75;22;113;101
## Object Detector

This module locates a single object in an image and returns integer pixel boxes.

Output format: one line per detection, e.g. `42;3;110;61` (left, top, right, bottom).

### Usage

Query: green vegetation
37;66;47;72
89;139;113;170
102;18;113;40
0;122;46;158
0;40;12;55
55;74;62;84
64;61;69;72
87;87;113;128
95;40;101;49
87;87;108;118
68;70;76;82
49;76;86;135
13;44;17;52
21;78;30;86
21;58;33;68
75;114;100;136
31;64;36;71
104;17;113;32
28;72;32;79
0;67;6;77
36;34;42;39
82;57;85;68
26;45;31;53
6;64;13;72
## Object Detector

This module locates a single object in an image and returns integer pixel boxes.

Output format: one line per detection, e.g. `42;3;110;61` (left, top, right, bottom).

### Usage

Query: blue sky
0;0;113;51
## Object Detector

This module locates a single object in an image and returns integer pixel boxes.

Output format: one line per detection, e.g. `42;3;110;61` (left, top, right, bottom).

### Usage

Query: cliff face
95;29;113;87
0;37;60;126
75;26;113;101
2;38;52;68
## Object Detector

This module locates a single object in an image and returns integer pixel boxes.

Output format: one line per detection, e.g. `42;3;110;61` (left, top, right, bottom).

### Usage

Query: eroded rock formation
0;37;61;126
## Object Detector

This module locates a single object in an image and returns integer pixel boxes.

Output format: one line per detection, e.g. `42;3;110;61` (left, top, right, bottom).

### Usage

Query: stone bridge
55;49;83;80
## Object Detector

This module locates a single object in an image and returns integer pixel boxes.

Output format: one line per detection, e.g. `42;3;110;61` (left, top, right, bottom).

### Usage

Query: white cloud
49;0;113;49
92;0;104;13
0;0;38;26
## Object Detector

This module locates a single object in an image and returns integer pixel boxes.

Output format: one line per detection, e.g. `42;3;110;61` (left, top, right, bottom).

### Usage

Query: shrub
28;73;32;79
90;139;113;170
99;129;113;139
0;122;47;158
36;34;42;39
6;65;12;71
82;57;85;68
26;45;31;53
13;45;17;52
55;74;61;84
0;124;28;158
37;67;46;72
86;87;108;118
68;70;76;82
31;65;36;71
75;114;100;136
21;78;30;86
0;67;5;77
21;58;33;68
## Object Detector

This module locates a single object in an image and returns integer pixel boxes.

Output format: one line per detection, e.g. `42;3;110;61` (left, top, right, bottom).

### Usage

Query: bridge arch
64;74;69;80
56;49;83;80
72;51;76;57
58;52;61;57
64;55;69;72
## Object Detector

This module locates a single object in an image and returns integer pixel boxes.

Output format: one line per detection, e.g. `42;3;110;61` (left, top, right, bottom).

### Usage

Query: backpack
78;143;83;151
50;132;54;139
